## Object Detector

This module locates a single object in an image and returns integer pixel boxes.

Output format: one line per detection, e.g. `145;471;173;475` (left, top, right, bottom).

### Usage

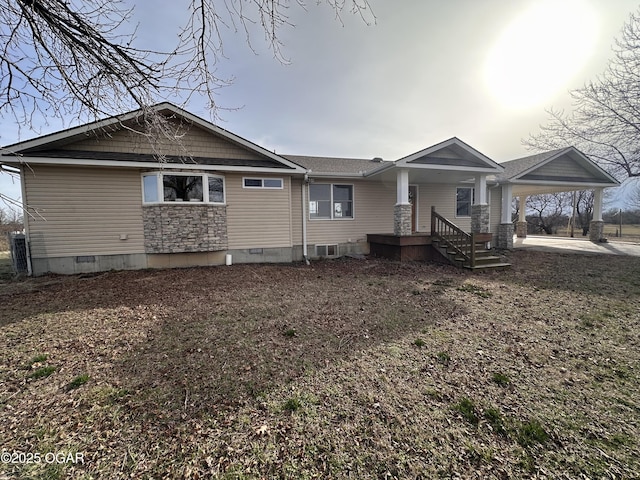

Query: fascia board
510;179;620;188
2;156;305;174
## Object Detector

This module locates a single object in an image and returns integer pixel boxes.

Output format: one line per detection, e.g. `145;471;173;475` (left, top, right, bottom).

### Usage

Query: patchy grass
1;252;640;478
492;372;511;386
65;374;90;391
516;419;549;447
454;397;479;425
28;366;56;379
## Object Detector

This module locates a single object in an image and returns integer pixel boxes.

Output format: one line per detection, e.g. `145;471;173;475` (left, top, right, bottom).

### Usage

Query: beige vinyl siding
24;166;145;258
523;157;595;180
306;179;396;244
416;184;472;232
65;120;264;160
226;173;294;249
490;187;502;233
291;177;303;245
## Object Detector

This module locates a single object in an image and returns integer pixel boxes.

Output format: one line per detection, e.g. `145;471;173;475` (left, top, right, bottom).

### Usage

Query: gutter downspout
302;173;310;265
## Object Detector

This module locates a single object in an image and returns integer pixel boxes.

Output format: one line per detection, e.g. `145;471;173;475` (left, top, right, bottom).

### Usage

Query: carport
493;147;620;248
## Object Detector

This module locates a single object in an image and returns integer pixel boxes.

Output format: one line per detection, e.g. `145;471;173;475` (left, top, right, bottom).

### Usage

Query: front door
409;185;418;233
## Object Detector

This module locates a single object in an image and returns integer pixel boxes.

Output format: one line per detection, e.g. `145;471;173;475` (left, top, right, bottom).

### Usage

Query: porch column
497;184;514;249
589;187;605;242
394;169;412;236
516;195;528;238
471;175;489;233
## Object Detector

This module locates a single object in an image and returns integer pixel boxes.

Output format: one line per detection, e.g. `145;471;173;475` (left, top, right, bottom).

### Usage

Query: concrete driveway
513;235;640;257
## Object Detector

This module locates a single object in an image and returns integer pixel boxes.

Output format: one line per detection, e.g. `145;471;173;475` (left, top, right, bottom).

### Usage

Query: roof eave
1;155;305;174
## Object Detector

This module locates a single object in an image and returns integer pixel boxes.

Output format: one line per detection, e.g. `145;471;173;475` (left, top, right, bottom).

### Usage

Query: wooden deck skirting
367;233;435;262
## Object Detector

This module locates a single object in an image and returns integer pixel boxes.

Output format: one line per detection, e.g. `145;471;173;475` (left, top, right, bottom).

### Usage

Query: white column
593;187;604;221
518;196;527;222
501;184;513;224
396;169;410;205
474;175;487;204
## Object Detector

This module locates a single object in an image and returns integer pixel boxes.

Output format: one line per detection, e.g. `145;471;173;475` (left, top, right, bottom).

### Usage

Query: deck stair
430;207;510;270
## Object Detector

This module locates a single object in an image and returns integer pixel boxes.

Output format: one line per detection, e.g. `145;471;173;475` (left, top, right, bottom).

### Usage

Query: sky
1;0;639;206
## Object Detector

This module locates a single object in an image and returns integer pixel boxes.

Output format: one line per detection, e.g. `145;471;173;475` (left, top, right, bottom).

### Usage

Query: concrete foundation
496;223;514;250
31;253;148;276
589;220;605;243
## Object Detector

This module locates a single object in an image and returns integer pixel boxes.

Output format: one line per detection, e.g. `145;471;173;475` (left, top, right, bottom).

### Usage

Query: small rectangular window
208;177;224;203
243;178;283;189
143;175;159;203
456;187;475;217
264;179;283;188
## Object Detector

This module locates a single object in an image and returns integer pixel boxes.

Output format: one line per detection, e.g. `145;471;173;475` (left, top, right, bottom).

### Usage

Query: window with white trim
142;173;225;204
456;187;474;217
243;178;283;189
309;184;353;219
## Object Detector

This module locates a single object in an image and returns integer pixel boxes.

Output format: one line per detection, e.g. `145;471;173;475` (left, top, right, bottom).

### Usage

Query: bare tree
0;0;374;129
575;190;594;235
524;8;640;180
526;193;571;234
0;0;374;208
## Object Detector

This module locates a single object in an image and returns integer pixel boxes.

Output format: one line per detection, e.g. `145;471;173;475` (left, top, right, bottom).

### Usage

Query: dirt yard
0;251;638;479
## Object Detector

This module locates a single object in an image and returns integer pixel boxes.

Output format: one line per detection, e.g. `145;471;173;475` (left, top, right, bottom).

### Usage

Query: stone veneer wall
143;204;228;253
516;221;528;238
589;220;605;243
496;223;514;250
471;204;490;233
394;204;412;236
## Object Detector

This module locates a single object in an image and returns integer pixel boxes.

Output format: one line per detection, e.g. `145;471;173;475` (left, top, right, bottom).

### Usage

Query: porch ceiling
372;167;482;185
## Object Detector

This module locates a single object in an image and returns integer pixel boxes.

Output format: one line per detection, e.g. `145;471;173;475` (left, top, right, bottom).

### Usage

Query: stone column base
496;223;514;250
394;204;412;236
516;221;528;238
471;204;490;233
589;220;605;243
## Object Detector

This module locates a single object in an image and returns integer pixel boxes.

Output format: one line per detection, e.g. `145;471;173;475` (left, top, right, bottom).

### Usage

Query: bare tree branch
524;8;640;181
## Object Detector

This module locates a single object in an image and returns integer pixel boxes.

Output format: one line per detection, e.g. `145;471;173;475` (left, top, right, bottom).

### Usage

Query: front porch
368;208;510;270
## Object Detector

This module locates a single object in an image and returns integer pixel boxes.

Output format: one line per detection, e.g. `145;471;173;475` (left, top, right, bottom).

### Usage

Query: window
456;187;474;217
243;178;283;189
142;173;225;204
309;184;353;219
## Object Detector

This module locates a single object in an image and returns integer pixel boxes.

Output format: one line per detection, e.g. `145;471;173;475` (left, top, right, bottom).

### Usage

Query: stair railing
430;206;478;267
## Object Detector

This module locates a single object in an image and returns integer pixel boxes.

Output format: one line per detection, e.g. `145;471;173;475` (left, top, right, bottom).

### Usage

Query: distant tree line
0;206;24;251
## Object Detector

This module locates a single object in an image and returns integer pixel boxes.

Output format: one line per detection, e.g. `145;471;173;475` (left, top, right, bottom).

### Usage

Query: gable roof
498;147;619;185
1;103;307;173
394;137;504;173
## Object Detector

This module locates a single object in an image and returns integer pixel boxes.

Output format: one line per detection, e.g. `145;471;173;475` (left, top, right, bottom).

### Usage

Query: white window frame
309;183;354;220
141;172;226;205
455;187;475;218
242;177;284;189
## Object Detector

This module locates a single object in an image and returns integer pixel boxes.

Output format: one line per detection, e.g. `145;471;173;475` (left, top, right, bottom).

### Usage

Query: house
0;103;620;276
